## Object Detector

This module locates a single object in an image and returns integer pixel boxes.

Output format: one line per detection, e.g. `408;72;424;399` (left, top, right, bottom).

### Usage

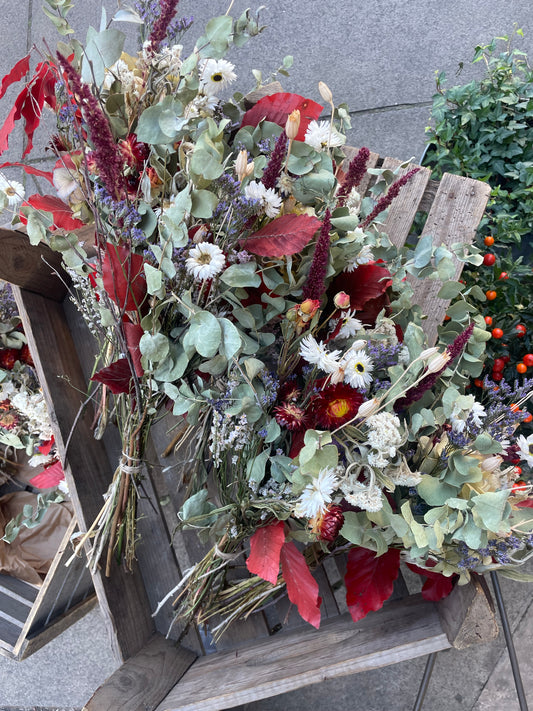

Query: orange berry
523;354;533;367
486;290;497;301
443;314;451;321
524;413;533;423
499;272;509;280
517;363;527;374
484;316;493;326
484;235;495;246
483;253;496;266
474;378;484;388
516;324;527;337
510;403;520;412
491;328;504;339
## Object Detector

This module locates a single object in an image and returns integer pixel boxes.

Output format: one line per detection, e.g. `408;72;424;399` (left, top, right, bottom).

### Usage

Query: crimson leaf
241;93;322;142
29;460;65;489
102;243;147;312
0;161;54;183
406;562;456;602
91;358;133;394
246;520;285;584
345;547;401;623
124;322;145;378
243;213;321;258
21;194;85;231
0;54;31;99
280;541;321;628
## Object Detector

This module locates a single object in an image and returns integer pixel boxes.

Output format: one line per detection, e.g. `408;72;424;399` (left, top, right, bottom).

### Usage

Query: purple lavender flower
261;131;287;190
57;53;126;201
302;209;332;301
336;146;370;207
361;167;420;229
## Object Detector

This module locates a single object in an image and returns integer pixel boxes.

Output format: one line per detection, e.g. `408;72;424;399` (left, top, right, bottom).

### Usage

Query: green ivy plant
423;32;533;403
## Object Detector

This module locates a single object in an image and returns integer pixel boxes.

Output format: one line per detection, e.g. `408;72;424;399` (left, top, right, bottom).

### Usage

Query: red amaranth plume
57;52;126;200
394;323;475;412
149;0;180;52
336;146;370;207
302;209;332;301
261;131;288;190
361;167;420;229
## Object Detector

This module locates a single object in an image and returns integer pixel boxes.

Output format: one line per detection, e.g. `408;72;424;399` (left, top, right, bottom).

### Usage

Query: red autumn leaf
405;562;456;602
241;92;323;142
0;161;54;184
243;213;322;258
91;358;133;394
123;321;145;378
246;520;285;585
102;243;147;312
0;61;58;157
330;264;392;311
29;460;65;489
345;547;401;623
38;436;55;456
0;54;31;99
20;194;85;231
280;541;321;628
517;498;533;508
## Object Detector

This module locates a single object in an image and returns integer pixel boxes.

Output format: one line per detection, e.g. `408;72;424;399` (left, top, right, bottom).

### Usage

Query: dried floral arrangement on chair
0;0;531;639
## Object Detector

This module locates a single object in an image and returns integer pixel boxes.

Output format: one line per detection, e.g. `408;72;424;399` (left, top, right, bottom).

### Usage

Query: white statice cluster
154;44;183;75
103;59;141;97
209;412;252;467
304;120;346;152
10;391;54;441
344;189;361;217
244;180;282;218
293;466;339;519
386;457;422;487
299;334;374;390
339;467;383;512
365;411;404;468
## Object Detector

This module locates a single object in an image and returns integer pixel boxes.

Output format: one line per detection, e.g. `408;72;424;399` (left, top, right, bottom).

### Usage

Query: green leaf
82;27;125;86
140;332;170;363
190;189;219;218
418;474;458;505
474;432;503;454
144;264;165;297
471;490;510;532
179;489;216;527
437;281;465;299
413;234;433;268
220;262;261;288
197;15;233;59
26;213;47;246
185;311;221;358
247;448;270;484
341;511;369;546
219;318;242;359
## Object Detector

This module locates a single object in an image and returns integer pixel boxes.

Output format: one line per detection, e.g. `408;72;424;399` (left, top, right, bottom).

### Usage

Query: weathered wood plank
0;229;67;301
410;172;491;345
0;573;39;604
83;634;197;711
437;575;498;650
13;287;155;662
156;595;450;711
379;158;431;248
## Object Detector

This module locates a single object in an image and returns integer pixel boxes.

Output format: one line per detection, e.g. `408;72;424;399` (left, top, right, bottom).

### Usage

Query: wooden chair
0;151;493;708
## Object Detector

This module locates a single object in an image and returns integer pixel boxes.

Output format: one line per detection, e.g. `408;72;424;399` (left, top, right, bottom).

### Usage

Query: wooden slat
409;172;491;345
0;573;39;604
437;575;498;649
156;595;450;711
84;633;196;711
379;158;431;248
13;287;155;662
0;590;31;625
0;229;67;301
0;616;21;650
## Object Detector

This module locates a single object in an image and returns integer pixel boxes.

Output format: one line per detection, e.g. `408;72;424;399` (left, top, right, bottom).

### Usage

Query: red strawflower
0;348;19;370
274;402;308;431
20;343;33;366
314;504;345;542
120;133;150;169
0;410;19;430
278;381;301;402
311;382;364;428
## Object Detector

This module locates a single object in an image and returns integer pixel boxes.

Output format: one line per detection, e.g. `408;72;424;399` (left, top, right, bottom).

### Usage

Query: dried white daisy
200;58;237;96
185;242;225;280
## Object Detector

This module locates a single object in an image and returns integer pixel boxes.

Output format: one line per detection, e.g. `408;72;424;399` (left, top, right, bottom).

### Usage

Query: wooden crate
0;153;493;706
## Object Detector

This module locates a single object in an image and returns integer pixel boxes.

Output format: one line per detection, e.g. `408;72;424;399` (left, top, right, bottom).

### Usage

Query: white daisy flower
304;120;346;152
342;349;374;389
244;180;282;218
517;434;533;467
200;58;237;96
185;94;219;119
345;244;375;273
185;242;226;280
299;334;341;372
294;467;339;519
0;173;25;208
336;310;363;340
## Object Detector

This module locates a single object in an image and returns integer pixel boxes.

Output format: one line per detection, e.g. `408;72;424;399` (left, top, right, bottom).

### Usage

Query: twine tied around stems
119;452;143;476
